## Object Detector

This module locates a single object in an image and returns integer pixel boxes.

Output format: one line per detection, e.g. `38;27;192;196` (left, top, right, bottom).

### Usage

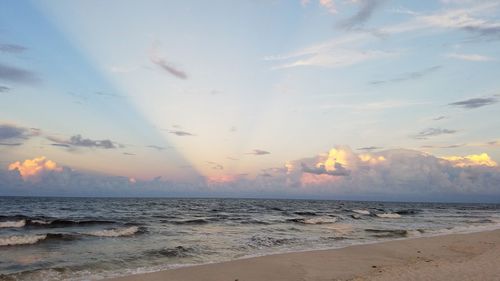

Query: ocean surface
0;197;499;281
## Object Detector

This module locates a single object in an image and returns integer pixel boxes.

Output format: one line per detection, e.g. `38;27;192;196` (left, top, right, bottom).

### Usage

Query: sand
108;229;500;281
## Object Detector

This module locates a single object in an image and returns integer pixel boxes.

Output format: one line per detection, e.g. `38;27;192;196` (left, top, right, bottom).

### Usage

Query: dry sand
108;229;500;281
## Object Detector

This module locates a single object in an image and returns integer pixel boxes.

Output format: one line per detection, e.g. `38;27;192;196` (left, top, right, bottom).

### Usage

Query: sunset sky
1;0;499;201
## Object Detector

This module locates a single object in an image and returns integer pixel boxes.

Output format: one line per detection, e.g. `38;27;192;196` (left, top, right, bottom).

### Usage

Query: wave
293;211;317;216
375;213;401;218
0;234;47;246
395;209;422;215
352;209;370;215
29;219;117;227
249;235;295;248
85;226;140;237
286;216;337;224
0;215;118;228
170;219;210;225
365;228;423;238
145;246;193;258
240;219;270;225
0;219;26;228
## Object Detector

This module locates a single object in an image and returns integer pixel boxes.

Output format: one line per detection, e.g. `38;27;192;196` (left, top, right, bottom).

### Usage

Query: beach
1;198;499;280
109;229;500;281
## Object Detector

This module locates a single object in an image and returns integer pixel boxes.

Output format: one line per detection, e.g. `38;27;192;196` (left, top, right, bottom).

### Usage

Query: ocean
0;197;499;280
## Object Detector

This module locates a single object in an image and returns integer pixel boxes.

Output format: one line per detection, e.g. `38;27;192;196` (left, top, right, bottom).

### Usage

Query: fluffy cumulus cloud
8;156;62;180
267;146;500;198
440;153;497;168
1;147;499;201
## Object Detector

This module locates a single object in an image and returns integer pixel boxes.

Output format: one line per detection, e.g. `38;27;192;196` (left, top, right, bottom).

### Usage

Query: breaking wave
85;226;140;237
288;217;338;225
376;213;401;218
0;234;47;246
0;219;26;228
352;209;370;215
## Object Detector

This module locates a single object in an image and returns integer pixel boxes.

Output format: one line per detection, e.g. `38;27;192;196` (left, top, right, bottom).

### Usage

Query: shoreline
107;229;500;281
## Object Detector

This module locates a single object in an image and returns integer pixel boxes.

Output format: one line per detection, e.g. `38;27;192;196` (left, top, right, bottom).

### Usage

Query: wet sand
108;229;500;281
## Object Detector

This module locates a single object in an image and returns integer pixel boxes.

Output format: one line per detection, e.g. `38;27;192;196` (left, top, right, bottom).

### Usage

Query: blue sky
1;0;499;201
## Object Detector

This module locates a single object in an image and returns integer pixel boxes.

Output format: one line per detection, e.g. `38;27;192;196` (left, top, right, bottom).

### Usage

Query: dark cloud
301;162;350;176
462;24;500;40
150;56;187;80
369;66;441;85
0;124;37;144
206;161;223;170
247;149;271;155
357;146;382;151
0;142;22;146
414;128;457;140
0;63;38;84
51;143;71;148
448;97;498;109
146;145;167;151
49;135;117;149
0;85;10;93
338;0;385;30
0;44;27;54
169;130;195;136
421;144;464;149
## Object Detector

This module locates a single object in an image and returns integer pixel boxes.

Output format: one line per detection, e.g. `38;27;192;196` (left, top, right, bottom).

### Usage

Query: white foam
303;217;338;224
352;209;370;215
31;219;51;225
86;226;139;237
0;219;26;228
376;213;401;218
0;234;47;246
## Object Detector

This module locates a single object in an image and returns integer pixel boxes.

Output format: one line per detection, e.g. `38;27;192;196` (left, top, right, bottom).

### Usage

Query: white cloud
446;53;495;61
319;0;337;14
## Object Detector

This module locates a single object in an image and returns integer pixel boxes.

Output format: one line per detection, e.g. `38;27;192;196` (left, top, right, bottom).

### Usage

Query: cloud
433;115;447;121
0;43;27;54
319;0;337;14
338;0;385;29
414;128;457;139
206;161;224;170
446;53;495;61
277;49;394;69
48;134;117;149
441;153;497;167
150;44;187;79
0;85;10;93
95;91;126;98
8;156;62;180
419;4;500;39
169;130;195;136
0;63;38;84
301;162;350;176
247;149;271;155
370;65;442;85
357;146;382;151
1;146;499;200
0;124;38;144
448;96;498;109
279;146;500;198
146;145;167;151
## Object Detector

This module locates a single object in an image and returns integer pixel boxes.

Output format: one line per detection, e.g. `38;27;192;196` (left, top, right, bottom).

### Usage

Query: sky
0;0;499;202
